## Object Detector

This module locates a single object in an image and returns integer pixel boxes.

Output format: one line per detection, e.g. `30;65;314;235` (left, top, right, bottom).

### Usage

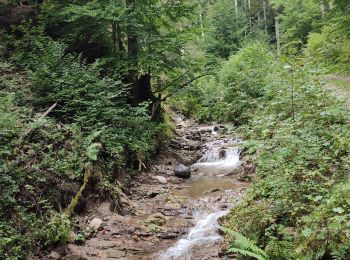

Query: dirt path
324;75;350;109
46;113;250;260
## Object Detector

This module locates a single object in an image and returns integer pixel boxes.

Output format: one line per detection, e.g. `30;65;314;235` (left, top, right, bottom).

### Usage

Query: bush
223;45;350;259
306;14;350;74
219;42;277;124
0;27;161;258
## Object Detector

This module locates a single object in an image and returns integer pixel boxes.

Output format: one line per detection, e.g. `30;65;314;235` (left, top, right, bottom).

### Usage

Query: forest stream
59;113;250;260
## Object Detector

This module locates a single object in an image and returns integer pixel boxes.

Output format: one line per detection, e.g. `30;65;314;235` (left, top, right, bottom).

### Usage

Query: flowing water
158;128;247;259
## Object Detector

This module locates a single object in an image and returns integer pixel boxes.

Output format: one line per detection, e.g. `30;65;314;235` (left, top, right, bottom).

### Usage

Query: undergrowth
0;26;163;258
220;43;350;259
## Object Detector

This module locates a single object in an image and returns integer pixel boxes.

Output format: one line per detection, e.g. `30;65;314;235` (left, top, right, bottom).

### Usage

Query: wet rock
155;175;167;184
48;251;60;259
89;217;102;231
174;164;191;179
213;126;219;131
204;188;225;194
62;254;83;260
218;149;226;159
159;232;179;239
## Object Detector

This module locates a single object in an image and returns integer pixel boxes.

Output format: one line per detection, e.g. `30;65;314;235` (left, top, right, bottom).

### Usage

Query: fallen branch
17;102;57;147
66;163;91;215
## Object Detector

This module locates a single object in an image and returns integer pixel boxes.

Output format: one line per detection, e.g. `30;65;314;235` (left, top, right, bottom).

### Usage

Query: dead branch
17;103;57;147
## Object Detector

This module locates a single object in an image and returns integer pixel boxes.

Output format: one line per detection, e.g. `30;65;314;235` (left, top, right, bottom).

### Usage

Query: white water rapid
158;129;243;260
158;210;227;259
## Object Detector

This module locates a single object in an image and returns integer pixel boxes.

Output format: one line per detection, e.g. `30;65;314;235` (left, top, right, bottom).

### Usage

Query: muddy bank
46;114;251;260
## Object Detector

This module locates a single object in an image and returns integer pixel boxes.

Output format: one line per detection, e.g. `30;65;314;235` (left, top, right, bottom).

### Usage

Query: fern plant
221;227;268;260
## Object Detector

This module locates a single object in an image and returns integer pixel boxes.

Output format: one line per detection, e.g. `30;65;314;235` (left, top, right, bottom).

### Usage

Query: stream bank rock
174;164;191;178
155;175;167;184
88;217;102;231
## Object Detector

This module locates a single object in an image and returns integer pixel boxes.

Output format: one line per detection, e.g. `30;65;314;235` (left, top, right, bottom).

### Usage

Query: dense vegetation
1;0;350;259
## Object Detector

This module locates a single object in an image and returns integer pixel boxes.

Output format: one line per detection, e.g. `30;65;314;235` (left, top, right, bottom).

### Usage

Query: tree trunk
263;0;267;34
320;0;325;16
127;0;140;105
234;0;238;17
199;9;204;37
247;0;252;30
275;16;281;54
112;21;117;58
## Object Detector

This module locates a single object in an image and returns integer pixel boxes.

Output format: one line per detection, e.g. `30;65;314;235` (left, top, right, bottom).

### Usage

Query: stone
62;254;83;260
147;213;168;226
48;251;60;259
88;217;102;231
106;249;126;258
174;164;191;179
155;175;167;184
213;126;219;131
68;231;76;243
159;232;179;239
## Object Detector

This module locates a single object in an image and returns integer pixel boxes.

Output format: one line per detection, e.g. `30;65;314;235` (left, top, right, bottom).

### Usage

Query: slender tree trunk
263;0;267;34
257;11;261;27
127;0;140;105
275;16;281;54
247;0;252;30
116;22;123;58
199;9;204;37
112;21;117;58
320;0;325;16
234;0;238;17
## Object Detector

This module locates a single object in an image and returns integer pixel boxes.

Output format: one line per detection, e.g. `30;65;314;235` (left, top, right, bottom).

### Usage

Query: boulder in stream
174;164;191;178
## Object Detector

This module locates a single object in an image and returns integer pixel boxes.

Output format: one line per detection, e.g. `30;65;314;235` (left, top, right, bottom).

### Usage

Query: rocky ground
44;113;251;260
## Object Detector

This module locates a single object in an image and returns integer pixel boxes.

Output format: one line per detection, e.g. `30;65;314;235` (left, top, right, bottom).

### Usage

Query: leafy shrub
0;26;162;258
307;13;350;74
223;45;350;259
219;42;277;124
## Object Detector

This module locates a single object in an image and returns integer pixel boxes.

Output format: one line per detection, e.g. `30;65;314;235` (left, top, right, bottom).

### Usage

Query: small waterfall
158;137;242;259
158;210;227;260
193;146;240;169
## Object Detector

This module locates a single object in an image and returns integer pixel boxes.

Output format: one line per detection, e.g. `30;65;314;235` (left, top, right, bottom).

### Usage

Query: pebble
48;251;60;259
89;217;102;231
155;175;167;184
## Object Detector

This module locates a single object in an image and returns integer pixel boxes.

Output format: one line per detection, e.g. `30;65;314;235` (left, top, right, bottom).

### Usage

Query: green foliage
307;13;350;73
220;42;276;124
223;44;350;259
46;213;71;245
271;0;322;53
222;227;268;260
0;25;161;258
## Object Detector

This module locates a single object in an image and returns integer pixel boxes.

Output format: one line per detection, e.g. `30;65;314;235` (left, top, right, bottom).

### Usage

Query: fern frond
227;247;268;260
221;227;268;260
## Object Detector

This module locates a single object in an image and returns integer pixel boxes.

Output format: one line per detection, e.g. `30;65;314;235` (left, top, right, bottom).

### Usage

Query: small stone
88;217;102;231
174;164;191;179
155;176;167;184
213;126;219;131
48;251;60;259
